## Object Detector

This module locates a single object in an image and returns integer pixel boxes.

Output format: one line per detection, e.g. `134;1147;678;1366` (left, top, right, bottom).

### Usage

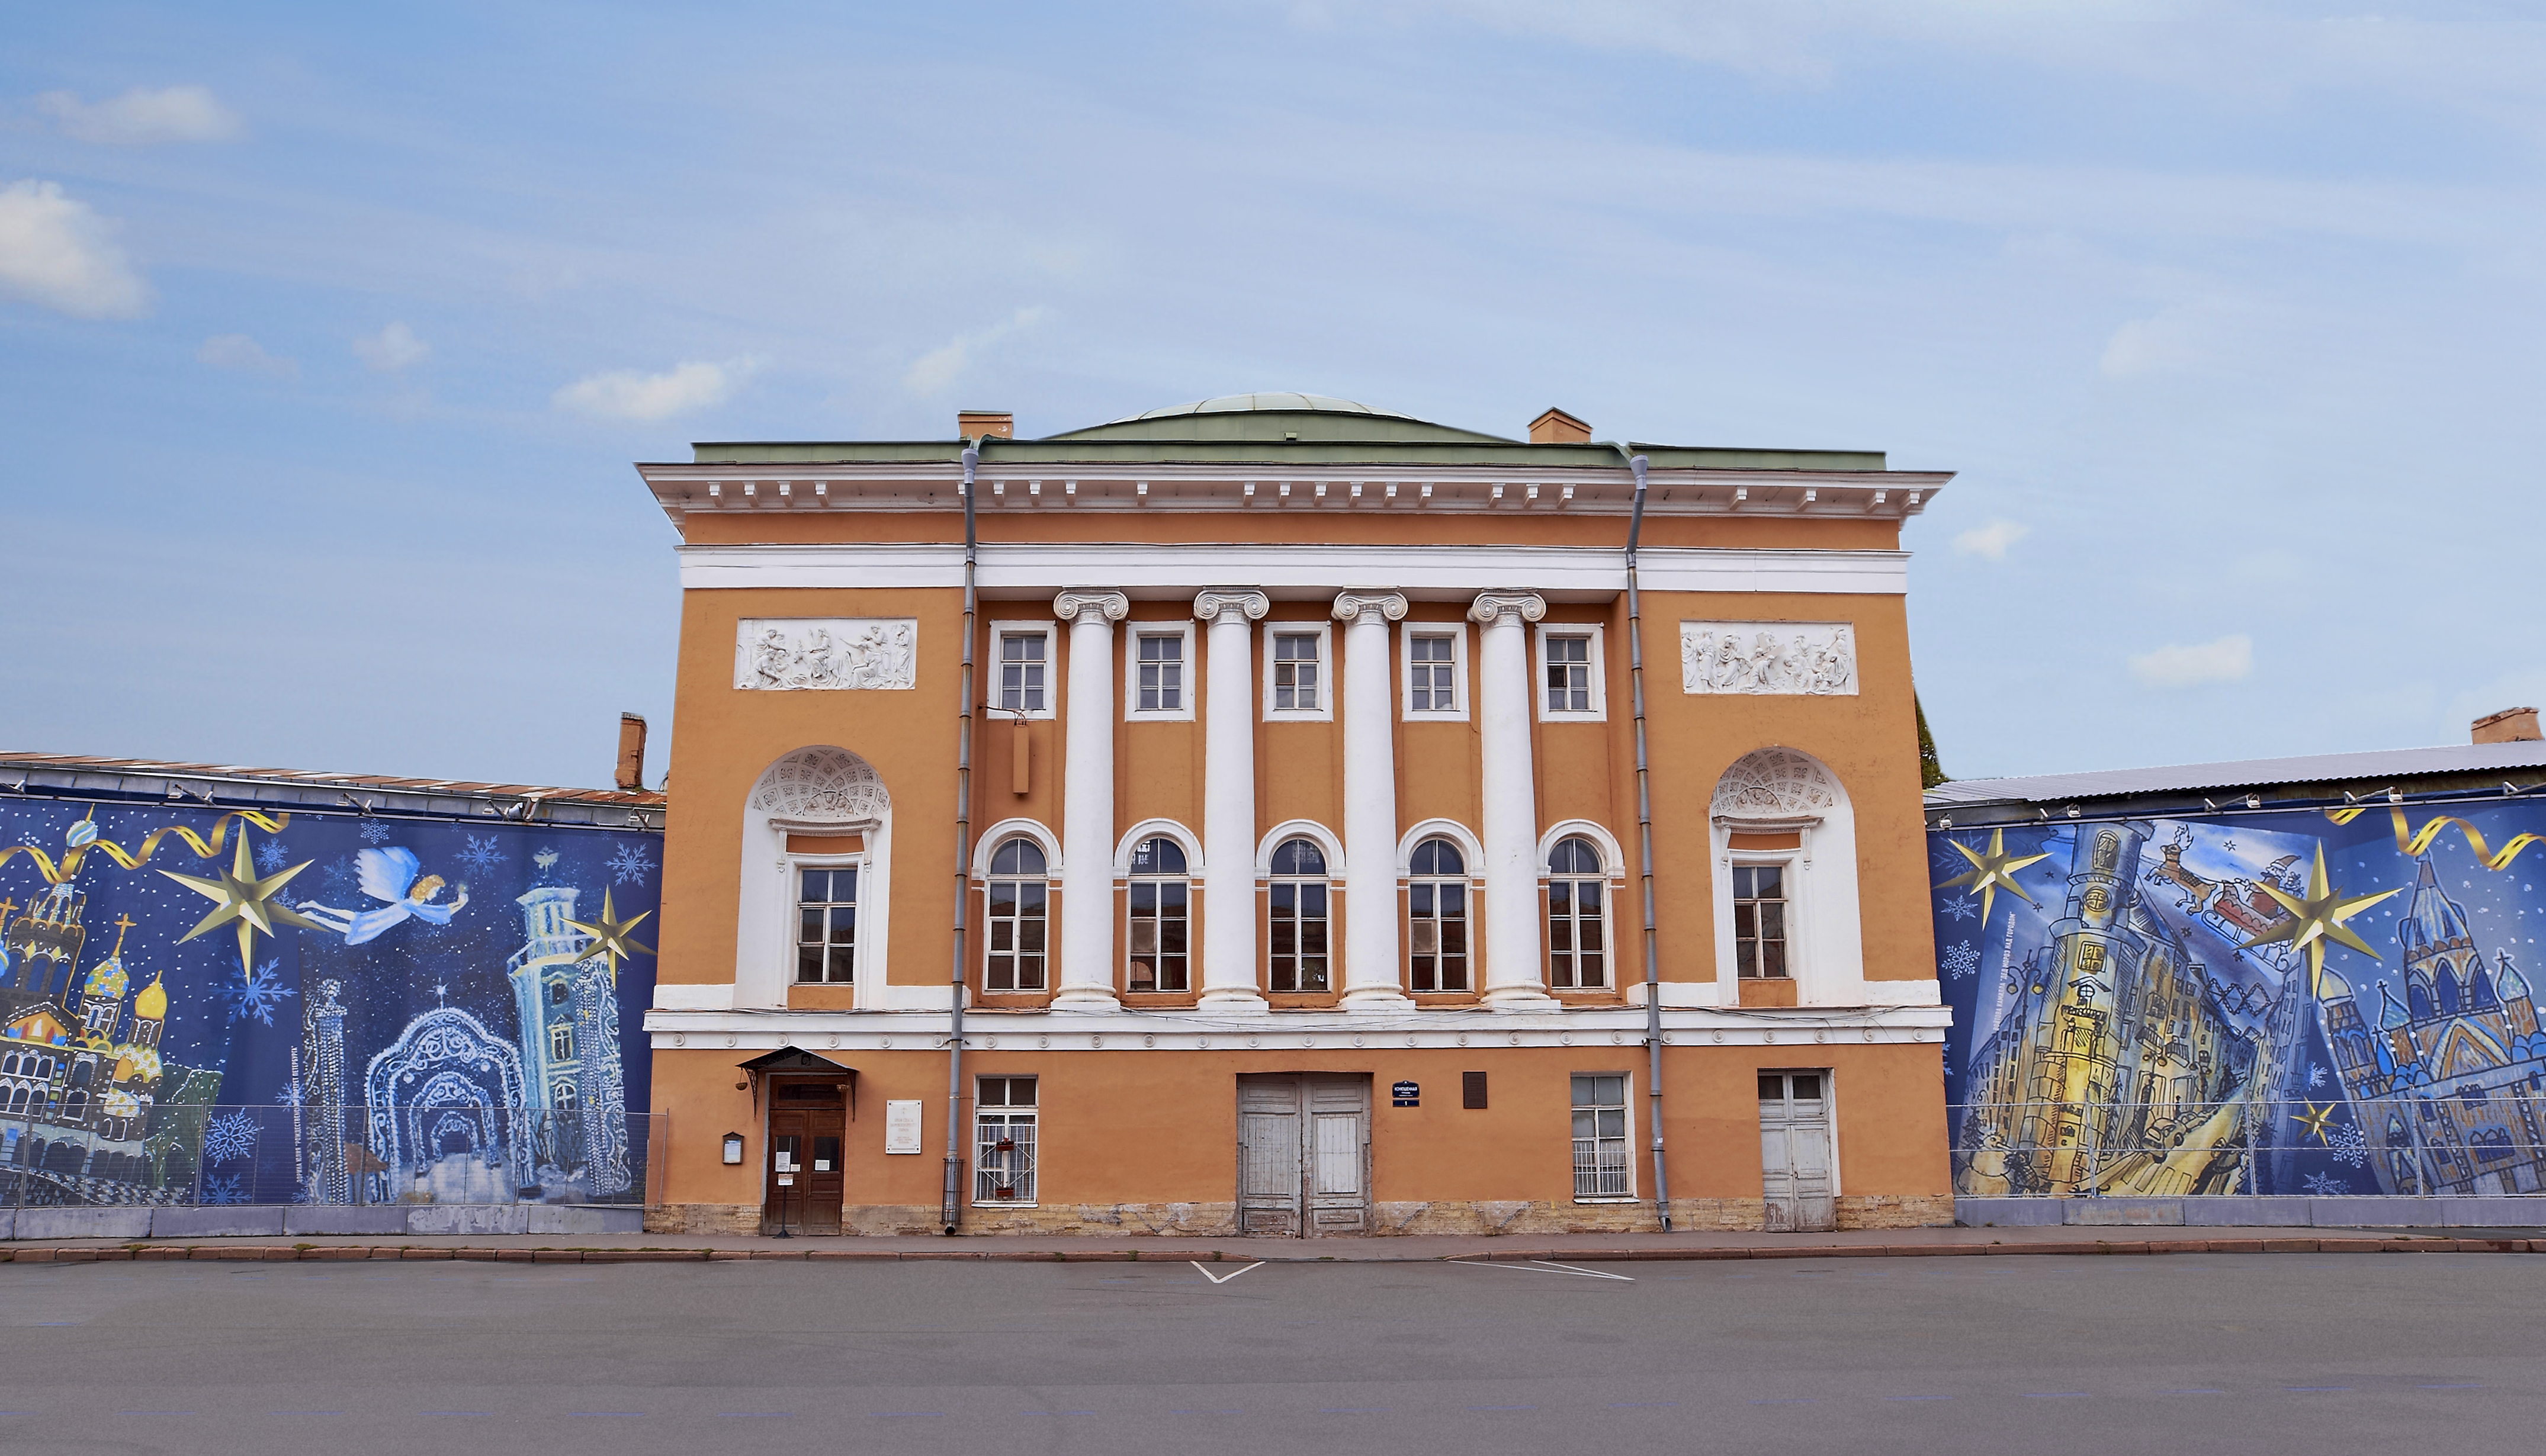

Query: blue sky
5;2;2542;789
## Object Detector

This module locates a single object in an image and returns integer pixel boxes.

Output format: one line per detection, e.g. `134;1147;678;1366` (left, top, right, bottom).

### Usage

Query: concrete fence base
1959;1195;2546;1229
0;1205;645;1241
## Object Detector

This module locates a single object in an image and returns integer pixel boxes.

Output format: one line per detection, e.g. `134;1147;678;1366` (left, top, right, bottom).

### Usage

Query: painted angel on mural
296;848;470;945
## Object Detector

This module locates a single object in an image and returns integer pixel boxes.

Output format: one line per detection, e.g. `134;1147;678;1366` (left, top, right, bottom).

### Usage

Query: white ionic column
1469;590;1556;1010
1052;589;1128;1010
1193;588;1271;1012
1333;590;1412;1008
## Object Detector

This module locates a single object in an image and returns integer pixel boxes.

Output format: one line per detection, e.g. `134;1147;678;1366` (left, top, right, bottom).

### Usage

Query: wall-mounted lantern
722;1132;746;1165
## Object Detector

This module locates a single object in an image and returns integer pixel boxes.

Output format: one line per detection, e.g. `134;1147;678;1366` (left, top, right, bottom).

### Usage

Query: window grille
1546;835;1607;988
1572;1073;1630;1199
1126;836;1189;992
1273;633;1321;711
1733;865;1788;979
1268;837;1330;992
795;867;857;983
1409;633;1457;712
998;632;1046;712
984;837;1049;991
1407;837;1469;991
974;1075;1038;1204
548;1023;574;1060
1136;632;1184;712
1545;633;1593;713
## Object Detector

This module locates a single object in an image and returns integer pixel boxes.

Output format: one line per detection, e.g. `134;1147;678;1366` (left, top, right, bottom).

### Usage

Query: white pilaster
1052;589;1128;1010
1333;590;1412;1008
1469;590;1556;1010
1195;588;1272;1011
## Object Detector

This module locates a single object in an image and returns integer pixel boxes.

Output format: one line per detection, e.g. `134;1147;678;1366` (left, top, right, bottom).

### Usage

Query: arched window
1408;837;1470;992
984;837;1050;992
554;1081;579;1113
1126;835;1190;992
1547;835;1607;989
1;1054;16;1075
1269;837;1330;992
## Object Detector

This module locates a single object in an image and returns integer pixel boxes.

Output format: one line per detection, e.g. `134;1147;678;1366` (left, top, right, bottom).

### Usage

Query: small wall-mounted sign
721;1132;746;1165
885;1099;924;1153
776;1174;795;1187
1391;1080;1420;1107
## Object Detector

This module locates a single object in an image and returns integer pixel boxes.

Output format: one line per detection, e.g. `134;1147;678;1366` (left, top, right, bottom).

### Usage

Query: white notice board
884;1099;923;1154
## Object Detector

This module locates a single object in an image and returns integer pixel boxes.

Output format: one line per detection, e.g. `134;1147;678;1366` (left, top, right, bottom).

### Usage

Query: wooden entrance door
764;1080;846;1233
1237;1073;1370;1237
1758;1069;1835;1233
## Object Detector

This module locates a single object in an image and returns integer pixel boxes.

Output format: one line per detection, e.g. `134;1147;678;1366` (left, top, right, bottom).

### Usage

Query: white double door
1238;1073;1371;1237
1758;1069;1836;1233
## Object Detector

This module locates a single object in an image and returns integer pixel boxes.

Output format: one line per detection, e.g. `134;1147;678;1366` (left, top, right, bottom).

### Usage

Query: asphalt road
1;1252;2537;1454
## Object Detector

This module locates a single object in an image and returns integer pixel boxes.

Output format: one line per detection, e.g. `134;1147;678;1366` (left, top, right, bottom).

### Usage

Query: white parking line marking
1192;1261;1266;1284
1449;1259;1634;1281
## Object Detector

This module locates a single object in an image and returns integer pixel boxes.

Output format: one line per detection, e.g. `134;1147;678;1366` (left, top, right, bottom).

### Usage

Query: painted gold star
568;888;656;985
2243;843;2401;997
158;831;322;980
1939;828;2053;924
2291;1101;2338;1143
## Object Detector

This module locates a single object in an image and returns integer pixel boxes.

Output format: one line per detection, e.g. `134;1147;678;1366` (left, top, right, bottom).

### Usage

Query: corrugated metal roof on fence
1924;739;2546;808
0;751;664;810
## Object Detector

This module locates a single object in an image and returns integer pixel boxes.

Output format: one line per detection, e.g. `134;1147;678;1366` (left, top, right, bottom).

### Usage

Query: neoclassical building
641;393;1953;1235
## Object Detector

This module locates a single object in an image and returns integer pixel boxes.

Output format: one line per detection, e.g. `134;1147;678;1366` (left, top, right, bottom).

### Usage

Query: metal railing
0;1104;667;1210
1948;1097;2546;1199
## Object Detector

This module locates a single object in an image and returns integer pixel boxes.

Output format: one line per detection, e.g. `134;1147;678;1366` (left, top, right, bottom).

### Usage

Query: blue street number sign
1391;1081;1420;1107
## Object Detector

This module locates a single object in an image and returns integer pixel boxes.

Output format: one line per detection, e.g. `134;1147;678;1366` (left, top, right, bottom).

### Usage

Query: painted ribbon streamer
0;809;294;886
2322;803;2546;872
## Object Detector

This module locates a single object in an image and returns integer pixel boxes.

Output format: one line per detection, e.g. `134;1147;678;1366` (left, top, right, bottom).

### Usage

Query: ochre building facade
638;394;1953;1237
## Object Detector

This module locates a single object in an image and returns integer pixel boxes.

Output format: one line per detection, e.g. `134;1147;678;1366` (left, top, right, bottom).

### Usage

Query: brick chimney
957;410;1014;439
2472;706;2542;744
1529;407;1591;444
616;713;648;790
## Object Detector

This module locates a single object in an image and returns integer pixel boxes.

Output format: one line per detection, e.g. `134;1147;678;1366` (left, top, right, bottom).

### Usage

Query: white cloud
2129;634;2252;689
354;321;430;372
0;179;149;319
552;359;752;421
197;333;297;379
1952;519;2028;560
34;85;243;144
905;306;1051;396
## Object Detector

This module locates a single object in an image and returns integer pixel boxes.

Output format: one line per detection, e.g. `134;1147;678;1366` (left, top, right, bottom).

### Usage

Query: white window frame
1404;832;1476;994
1535;622;1607;722
988;621;1057;721
1570;1071;1637;1202
1399;622;1470;721
977;831;1054;994
788;853;866;988
1543;830;1616;991
1125;619;1197;722
1728;854;1796;983
972;1075;1039;1207
548;1023;574;1060
1261;621;1335;722
1264;831;1335;994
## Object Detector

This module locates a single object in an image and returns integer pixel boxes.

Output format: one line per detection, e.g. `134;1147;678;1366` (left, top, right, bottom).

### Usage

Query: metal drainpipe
1615;446;1672;1232
943;440;981;1234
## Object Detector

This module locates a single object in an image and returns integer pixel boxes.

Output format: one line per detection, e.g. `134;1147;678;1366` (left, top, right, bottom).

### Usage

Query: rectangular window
1733;864;1787;980
1547;876;1606;989
996;630;1047;713
972;1076;1038;1205
1408;632;1459;713
1571;1073;1631;1200
1136;632;1184;712
1545;633;1593;713
984;875;1048;992
795;866;858;984
548;1023;574;1060
1269;880;1329;992
1128;880;1189;992
1273;632;1321;711
1408;881;1469;991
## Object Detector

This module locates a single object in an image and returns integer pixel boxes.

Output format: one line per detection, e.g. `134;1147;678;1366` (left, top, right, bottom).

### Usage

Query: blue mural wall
0;797;659;1207
1930;799;2546;1199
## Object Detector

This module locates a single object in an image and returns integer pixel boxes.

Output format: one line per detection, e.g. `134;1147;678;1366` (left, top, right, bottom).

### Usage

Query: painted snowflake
2307;1062;2327;1090
455;835;508;876
203;1112;261;1165
220;960;297;1027
2220;839;2238;855
275;1076;304;1108
255;837;291;872
2326;1120;2370;1169
1941;895;1980;923
607;843;656;885
1942;941;1982;980
2302;1171;2349;1195
359;818;391;844
199;1174;248;1206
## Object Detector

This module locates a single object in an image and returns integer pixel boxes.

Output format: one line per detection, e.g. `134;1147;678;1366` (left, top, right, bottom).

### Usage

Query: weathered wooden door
1758;1070;1835;1233
1237;1073;1370;1237
764;1081;846;1233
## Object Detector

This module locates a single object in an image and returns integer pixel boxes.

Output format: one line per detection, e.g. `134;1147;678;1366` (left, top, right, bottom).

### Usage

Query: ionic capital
1330;590;1408;627
1192;588;1270;626
1052;589;1130;626
1466;590;1547;626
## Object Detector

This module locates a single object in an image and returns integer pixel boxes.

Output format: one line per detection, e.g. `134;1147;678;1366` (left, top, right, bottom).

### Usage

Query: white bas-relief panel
1680;622;1856;696
735;619;917;690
